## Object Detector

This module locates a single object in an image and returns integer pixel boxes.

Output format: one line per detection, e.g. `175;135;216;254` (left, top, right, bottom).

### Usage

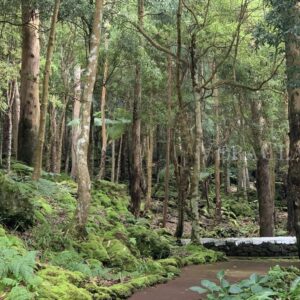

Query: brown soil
129;258;300;300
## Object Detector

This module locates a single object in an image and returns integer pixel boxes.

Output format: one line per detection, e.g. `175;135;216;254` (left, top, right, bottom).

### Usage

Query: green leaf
189;286;207;294
250;273;258;284
221;278;230;289
201;280;221;292
217;270;225;281
250;284;264;293
290;276;300;293
229;284;243;294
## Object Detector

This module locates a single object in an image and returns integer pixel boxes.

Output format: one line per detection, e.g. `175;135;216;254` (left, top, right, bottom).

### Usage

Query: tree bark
116;136;123;183
111;140;115;182
130;0;144;217
32;0;61;179
213;67;222;223
285;2;300;254
75;0;104;235
251;98;275;237
12;81;20;158
71;65;81;178
19;2;40;165
98;33;109;179
163;55;172;228
145;129;154;211
189;33;203;242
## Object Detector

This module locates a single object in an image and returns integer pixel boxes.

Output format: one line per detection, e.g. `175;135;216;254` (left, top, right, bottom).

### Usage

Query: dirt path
129;258;300;300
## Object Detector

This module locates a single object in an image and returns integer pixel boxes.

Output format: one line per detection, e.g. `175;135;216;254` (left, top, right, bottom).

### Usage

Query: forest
1;0;300;299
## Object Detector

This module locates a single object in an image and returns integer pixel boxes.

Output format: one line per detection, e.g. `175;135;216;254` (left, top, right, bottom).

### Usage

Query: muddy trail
129;258;300;300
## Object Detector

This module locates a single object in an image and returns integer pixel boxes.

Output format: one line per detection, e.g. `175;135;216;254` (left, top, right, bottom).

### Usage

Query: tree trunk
224;156;231;194
32;0;60;179
163;55;172;228
189;33;203;242
257;153;275;237
213;68;221;223
130;0;144;217
56;101;67;173
19;2;40;165
251;99;275;237
5;81;15;172
116;136;123;183
12;81;20;158
98;33;109;179
285;3;300;254
50;104;57;173
75;0;104;235
71;65;81;178
111;140;115;182
145;129;154;211
174;0;191;239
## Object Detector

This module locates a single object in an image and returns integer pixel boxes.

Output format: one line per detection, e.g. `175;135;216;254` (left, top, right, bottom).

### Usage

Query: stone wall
200;237;298;257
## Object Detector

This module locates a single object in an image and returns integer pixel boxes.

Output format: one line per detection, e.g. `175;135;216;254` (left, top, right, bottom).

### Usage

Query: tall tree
130;0;144;217
98;32;110;180
75;0;104;235
281;0;300;254
18;1;40;165
71;65;82;179
32;0;61;180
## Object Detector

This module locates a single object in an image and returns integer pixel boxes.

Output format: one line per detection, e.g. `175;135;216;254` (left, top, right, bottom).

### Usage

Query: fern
7;285;33;300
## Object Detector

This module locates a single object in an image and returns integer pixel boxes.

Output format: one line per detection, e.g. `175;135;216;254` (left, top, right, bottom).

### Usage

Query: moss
181;244;225;266
37;265;92;300
109;283;134;298
79;234;109;262
127;225;171;259
0;174;34;229
104;239;138;271
158;257;180;268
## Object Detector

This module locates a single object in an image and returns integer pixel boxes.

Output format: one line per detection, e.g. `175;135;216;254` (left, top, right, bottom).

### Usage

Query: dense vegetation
1;0;300;299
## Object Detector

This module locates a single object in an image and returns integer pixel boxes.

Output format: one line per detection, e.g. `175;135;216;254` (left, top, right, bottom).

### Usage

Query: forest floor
150;188;288;239
129;258;300;300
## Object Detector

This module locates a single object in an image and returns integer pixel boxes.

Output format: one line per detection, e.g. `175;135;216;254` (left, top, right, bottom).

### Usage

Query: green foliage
127;225;171;259
37;266;92;300
0;228;40;299
190;266;300;300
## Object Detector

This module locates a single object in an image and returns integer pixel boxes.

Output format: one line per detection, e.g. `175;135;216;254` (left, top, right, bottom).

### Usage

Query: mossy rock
79;234;109;262
182;244;225;266
0;174;34;229
103;239;138;271
37;265;92;300
127;225;171;259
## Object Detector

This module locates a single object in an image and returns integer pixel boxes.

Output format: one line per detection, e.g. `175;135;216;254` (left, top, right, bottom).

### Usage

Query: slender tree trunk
213;68;221;223
56;102;67;173
251;99;274;237
174;0;191;239
71;65;82;178
116;136;123;183
19;2;40;165
189;33;203;242
75;0;104;235
224;156;231;194
12;81;20;158
5;81;15;172
163;55;172;228
32;0;61;179
145;129;154;211
50;104;57;173
98;34;109;179
130;0;144;217
111;140;115;182
285;3;300;253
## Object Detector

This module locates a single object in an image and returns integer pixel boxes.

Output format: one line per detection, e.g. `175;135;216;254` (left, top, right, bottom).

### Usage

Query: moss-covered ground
0;163;223;299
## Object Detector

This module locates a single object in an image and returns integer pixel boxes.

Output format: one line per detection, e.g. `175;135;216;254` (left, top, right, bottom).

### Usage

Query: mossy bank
0;163;223;299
